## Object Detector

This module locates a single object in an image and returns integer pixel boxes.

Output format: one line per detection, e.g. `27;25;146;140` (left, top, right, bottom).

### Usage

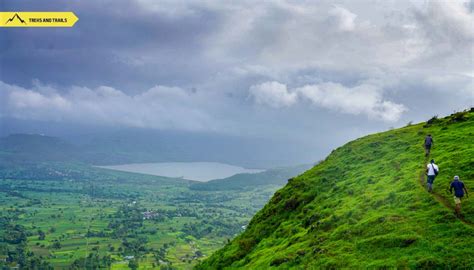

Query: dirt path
419;159;473;227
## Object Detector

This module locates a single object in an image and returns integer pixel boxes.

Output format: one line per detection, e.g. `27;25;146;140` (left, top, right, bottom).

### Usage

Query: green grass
198;110;474;269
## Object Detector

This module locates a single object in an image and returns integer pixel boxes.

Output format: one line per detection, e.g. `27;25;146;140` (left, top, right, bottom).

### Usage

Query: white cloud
200;0;473;78
0;81;214;131
8;88;70;110
249;81;297;108
296;83;406;122
249;81;407;122
328;5;357;32
410;0;474;73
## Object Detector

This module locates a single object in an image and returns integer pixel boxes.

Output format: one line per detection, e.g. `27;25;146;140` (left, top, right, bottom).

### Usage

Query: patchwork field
0;165;283;269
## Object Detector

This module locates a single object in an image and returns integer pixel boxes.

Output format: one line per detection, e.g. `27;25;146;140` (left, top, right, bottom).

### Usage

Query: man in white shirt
426;159;439;192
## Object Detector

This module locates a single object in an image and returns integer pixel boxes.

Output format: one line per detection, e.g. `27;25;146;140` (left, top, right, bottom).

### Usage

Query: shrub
303;214;320;228
284;197;301;211
270;256;290;266
449;110;468;123
237;238;256;253
424;115;440;127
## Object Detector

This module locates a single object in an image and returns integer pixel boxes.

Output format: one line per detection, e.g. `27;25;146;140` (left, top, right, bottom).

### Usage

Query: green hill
190;164;312;191
197;109;474;269
0;134;79;165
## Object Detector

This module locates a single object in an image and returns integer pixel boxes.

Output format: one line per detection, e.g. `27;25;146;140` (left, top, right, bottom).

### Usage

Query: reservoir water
98;162;264;182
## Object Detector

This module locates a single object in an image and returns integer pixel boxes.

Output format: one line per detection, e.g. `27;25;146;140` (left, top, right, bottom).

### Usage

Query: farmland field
0;163;283;269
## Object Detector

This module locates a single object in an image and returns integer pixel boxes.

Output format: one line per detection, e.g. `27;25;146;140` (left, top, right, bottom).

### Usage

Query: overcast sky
1;0;473;161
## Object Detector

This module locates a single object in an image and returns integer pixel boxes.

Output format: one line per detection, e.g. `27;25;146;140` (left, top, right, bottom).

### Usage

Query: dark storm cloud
1;0;221;91
0;0;473;162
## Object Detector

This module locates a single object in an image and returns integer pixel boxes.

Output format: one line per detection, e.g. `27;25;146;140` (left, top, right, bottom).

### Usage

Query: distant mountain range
0;131;315;169
0;134;79;165
0;118;321;168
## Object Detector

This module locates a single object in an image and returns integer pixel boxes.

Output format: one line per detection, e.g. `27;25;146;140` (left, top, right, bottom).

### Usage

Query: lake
98;162;264;182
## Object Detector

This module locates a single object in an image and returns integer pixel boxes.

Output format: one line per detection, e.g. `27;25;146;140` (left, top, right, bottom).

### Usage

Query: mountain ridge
190;164;312;191
198;109;474;269
0;131;314;168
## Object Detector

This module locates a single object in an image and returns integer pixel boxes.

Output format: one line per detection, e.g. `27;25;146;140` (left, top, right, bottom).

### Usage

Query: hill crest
198;109;474;269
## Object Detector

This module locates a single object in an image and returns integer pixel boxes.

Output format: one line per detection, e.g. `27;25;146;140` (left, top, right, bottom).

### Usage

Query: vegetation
0;162;291;269
190;165;312;191
198;109;474;269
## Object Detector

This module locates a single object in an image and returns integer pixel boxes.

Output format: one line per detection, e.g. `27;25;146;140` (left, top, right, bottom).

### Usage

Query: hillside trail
419;157;474;227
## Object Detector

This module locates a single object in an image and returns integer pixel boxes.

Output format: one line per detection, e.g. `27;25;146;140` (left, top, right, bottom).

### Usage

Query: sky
0;0;473;163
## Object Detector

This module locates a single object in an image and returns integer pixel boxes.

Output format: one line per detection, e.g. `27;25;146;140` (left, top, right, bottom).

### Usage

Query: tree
128;259;139;270
38;230;46;240
52;240;61;249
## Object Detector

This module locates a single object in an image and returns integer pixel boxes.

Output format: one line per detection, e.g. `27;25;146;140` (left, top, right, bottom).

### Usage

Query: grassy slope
198;111;474;269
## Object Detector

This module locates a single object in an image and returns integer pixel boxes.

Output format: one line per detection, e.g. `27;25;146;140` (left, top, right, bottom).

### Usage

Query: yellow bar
0;12;78;27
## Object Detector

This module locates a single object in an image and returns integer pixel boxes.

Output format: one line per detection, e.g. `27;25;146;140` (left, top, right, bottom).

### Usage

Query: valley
0;162;301;269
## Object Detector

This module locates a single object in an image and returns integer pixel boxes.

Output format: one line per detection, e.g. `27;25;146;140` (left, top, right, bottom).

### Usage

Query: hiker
424;134;433;156
450;176;468;217
425;159;439;192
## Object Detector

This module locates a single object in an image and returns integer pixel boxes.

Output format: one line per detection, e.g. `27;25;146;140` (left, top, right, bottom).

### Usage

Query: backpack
425;136;433;146
431;164;438;176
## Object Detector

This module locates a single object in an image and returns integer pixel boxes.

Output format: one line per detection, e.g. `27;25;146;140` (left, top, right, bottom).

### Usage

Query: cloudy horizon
1;0;473;164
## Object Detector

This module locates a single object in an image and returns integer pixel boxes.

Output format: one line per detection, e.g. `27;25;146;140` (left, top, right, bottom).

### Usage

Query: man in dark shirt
424;134;433;156
450;175;469;217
